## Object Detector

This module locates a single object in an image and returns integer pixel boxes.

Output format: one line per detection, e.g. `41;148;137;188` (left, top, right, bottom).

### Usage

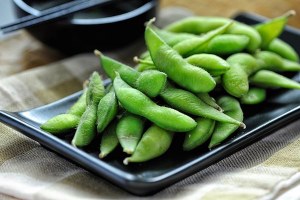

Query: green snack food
41;90;87;134
254;10;295;48
113;74;197;132
123;125;173;164
40;114;80;134
165;16;261;52
97;88;118;133
222;53;259;97
95;51;167;98
159;84;245;127
255;50;300;72
183;117;215;151
197;34;250;55
249;70;300;89
197;93;222;111
145;19;216;93
72;72;105;147
209;96;244;148
116;112;145;154
186;53;231;76
99;120;119;159
173;22;233;57
135;70;167;98
67;89;88;116
266;38;299;62
240;87;267;105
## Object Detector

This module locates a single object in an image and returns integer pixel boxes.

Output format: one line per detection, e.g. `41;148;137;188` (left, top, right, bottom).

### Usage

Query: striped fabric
1;7;300;200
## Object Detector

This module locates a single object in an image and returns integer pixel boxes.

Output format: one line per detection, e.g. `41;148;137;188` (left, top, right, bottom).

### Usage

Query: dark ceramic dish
12;0;158;55
1;12;300;196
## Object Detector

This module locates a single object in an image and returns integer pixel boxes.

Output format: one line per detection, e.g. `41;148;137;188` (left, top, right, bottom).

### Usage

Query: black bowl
12;0;158;55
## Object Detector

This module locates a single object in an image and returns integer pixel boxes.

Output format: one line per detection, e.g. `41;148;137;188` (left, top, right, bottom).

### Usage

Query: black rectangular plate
1;12;300;196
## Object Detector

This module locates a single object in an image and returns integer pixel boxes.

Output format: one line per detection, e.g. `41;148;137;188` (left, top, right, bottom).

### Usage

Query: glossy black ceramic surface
1;12;300;196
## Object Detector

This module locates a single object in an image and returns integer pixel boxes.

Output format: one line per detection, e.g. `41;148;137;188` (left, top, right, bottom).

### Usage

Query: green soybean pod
249;70;300;89
197;93;222;111
40;114;80;135
240;87;267;105
159;84;245;128
183;117;215;151
155;28;195;47
116;112;145;154
97;89;118;133
255;50;300;72
254;10;295;48
165;16;231;33
67;89;88;116
72;72;105;147
198;34;250;55
95;51;166;98
113;75;197;132
173;21;233;57
123;125;173;165
222;53;259;98
166;16;261;53
41;90;87;134
99;120;119;159
266;38;299;62
145;19;216;93
185;53;230;76
209;96;243;149
135;69;167;98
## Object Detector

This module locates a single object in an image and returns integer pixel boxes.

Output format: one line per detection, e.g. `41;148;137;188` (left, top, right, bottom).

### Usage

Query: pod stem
284;10;296;18
123;158;130;165
240;122;246;129
133;56;153;65
99;152;106;159
94;49;102;57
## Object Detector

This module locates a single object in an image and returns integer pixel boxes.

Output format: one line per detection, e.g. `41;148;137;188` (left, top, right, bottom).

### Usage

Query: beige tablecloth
1;7;300;200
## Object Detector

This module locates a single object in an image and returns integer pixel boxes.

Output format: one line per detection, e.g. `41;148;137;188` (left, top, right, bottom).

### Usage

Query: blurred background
160;0;300;28
1;0;300;28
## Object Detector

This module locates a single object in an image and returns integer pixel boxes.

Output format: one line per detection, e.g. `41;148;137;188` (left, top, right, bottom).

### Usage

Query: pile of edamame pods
41;10;300;165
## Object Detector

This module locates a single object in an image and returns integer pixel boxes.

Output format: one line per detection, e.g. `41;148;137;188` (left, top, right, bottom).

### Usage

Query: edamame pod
155;28;195;47
249;70;300;89
135;70;167;98
67;89;87;116
254;10;295;48
255;51;300;72
99;120;119;159
240;87;266;105
185;53;230;76
113;75;197;132
116;112;144;154
145;19;216;93
173;22;233;57
97;88;118;133
197;34;250;55
222;53;259;97
165;16;261;52
159;84;245;127
41;89;87;134
72;72;105;147
197;93;222;111
183;117;215;151
40;114;80;134
123;125;173;165
209;96;243;148
266;38;299;62
95;51;167;98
